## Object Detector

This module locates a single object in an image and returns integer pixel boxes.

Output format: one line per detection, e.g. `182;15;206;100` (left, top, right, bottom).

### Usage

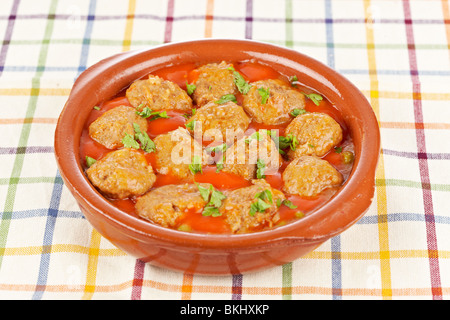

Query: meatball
136;183;211;228
88;105;148;149
126;75;192;113
192;61;238;107
153;127;209;179
285;112;343;159
282;156;343;197
221;131;282;180
219;179;285;233
242;79;305;125
86;148;156;199
186;100;250;143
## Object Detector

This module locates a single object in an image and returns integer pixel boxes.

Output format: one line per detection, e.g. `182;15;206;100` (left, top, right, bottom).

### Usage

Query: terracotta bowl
54;39;380;275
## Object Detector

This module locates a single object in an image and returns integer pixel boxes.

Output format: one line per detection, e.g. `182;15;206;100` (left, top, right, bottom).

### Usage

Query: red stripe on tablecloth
402;0;443;300
131;259;145;300
164;0;175;43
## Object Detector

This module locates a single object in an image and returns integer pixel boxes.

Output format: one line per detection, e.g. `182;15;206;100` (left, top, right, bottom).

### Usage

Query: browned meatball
285;112;343;159
86;148;156;199
153;127;209;179
88;105;148;149
186;100;250;143
282;156;343;197
220;131;282;180
136;183;212;228
242;79;305;125
219;179;285;233
192;61;238;107
126;75;192;112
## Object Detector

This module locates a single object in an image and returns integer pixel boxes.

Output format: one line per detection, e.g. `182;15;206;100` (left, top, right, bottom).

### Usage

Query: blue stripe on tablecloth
0;0;20;75
325;0;343;301
32;170;63;300
77;0;97;76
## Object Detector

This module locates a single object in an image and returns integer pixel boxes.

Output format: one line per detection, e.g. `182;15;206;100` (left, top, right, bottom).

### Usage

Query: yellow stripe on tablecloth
122;0;136;52
0;244;125;256
364;0;392;300
0;88;71;96
441;0;450;62
82;229;102;300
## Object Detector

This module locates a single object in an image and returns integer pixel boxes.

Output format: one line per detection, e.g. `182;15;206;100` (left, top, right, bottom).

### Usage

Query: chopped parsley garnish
281;199;297;209
136;106;170;121
189;155;203;174
233;71;252;94
249;198;272;216
215;94;237;104
85;156;96;167
302;92;323;106
249;189;273;216
186;82;196;95
256;158;266;179
185;120;196;131
258;87;270;104
278;134;298;151
197;184;227;217
93;106;100;111
215;155;225;172
334;146;343;154
122;133;140;149
245;130;267;144
255;189;273;204
133;123;155;153
122;123;155;153
290;108;307;117
206;143;227;154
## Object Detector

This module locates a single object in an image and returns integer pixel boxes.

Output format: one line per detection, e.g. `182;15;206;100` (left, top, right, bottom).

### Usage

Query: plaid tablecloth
0;0;449;300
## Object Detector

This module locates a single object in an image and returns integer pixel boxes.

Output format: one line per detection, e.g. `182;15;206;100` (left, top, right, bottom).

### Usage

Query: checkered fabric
0;0;449;300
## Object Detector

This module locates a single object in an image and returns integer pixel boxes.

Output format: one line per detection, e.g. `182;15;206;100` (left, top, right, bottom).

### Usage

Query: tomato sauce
79;60;354;234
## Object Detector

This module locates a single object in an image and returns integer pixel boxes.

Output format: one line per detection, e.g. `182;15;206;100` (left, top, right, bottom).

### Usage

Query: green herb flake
233;71;252;94
256;159;266;179
93;106;100;111
85;156;97;168
133;123;155;153
258;87;270;104
189;155;203;175
290;108;306;117
281;199;297;209
249;198;272;216
215;94;237;104
255;189;273;204
136;107;170;121
302;92;323;106
202;206;221;217
334;146;343;154
209;189;227;208
206;143;227;154
196;184;227;217
185;120;196;131
278;134;298;151
186;82;196;95
122;133;140;149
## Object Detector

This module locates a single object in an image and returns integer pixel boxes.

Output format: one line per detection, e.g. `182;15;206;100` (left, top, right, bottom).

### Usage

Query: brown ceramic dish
54;39;380;275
